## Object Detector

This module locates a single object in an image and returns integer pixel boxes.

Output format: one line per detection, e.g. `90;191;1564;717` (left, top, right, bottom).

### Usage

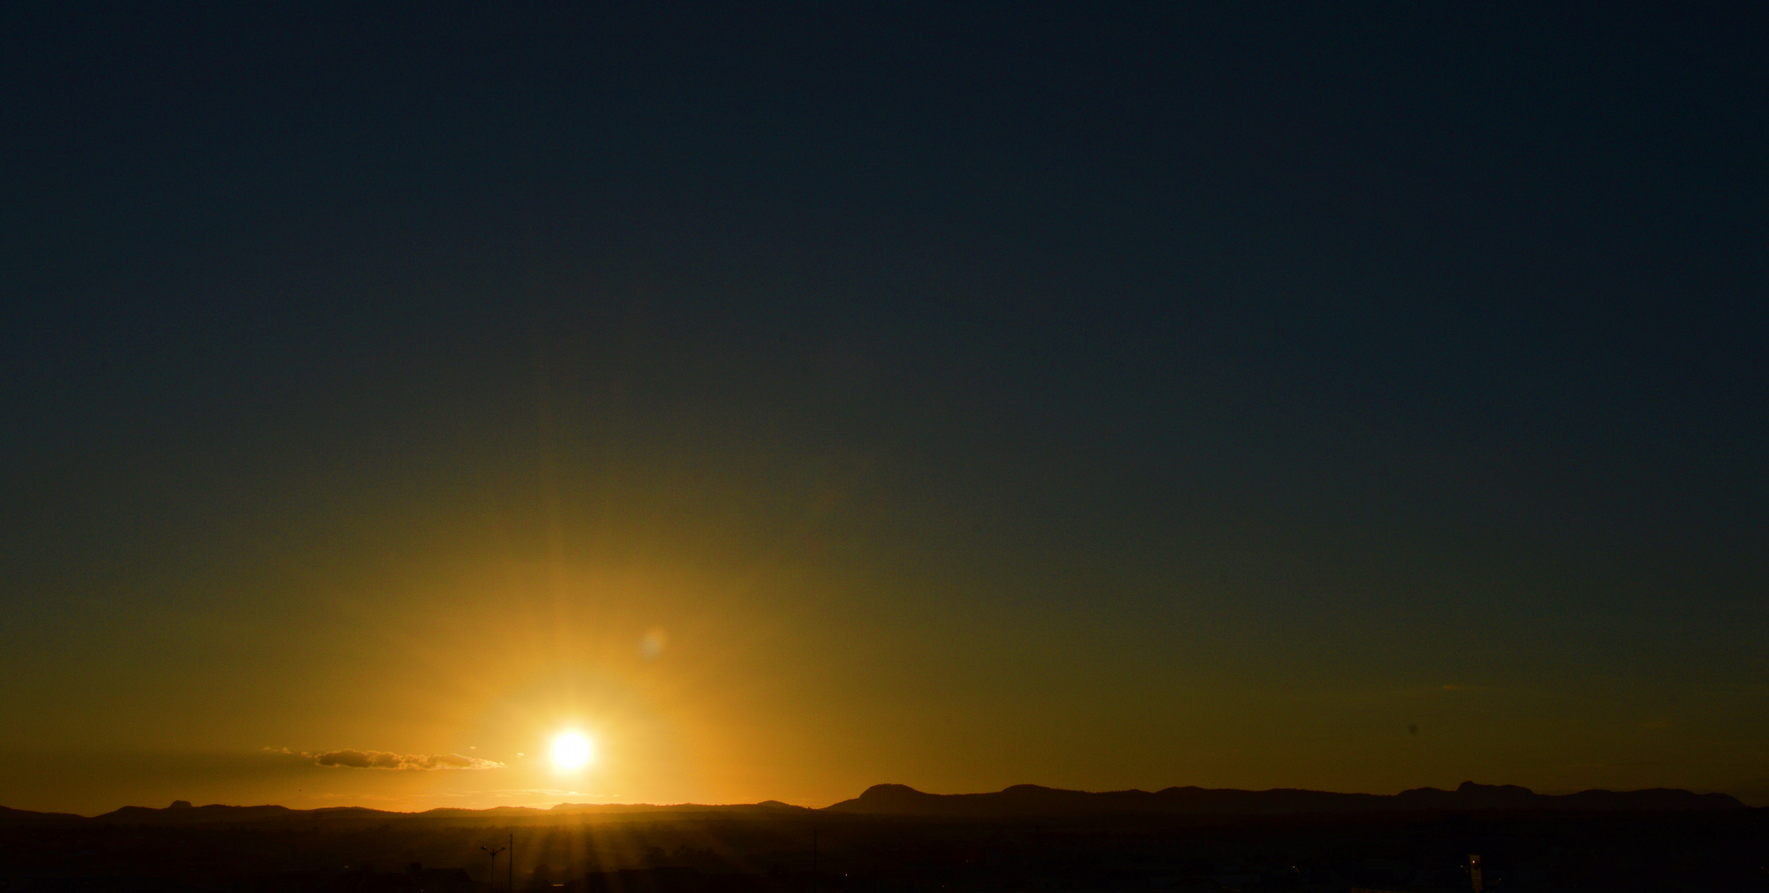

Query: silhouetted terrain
1;785;1764;891
823;781;1745;817
0;781;1740;830
0;805;86;828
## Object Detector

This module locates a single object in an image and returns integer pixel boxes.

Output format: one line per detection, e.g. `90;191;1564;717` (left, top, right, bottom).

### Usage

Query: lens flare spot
639;627;668;659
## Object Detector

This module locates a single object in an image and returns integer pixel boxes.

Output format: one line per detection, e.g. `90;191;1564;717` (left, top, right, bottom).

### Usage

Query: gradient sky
3;4;1766;815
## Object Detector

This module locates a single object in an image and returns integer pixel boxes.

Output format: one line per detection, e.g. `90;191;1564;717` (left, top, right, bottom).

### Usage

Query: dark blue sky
2;3;1766;812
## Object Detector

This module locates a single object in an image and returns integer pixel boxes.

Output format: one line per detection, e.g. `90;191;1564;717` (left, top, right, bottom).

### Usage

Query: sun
551;731;594;771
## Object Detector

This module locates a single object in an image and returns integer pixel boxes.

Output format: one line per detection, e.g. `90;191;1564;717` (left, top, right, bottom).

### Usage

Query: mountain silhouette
0;781;1741;827
820;781;1744;816
96;804;302;824
0;805;87;827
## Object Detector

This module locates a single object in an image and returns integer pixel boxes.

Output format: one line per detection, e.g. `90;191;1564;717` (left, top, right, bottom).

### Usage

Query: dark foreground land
0;786;1763;892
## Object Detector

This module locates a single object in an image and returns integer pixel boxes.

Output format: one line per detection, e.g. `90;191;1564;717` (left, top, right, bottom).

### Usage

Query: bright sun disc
551;732;593;771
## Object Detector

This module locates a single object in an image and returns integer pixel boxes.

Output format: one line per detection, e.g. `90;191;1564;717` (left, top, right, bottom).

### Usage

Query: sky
2;3;1766;815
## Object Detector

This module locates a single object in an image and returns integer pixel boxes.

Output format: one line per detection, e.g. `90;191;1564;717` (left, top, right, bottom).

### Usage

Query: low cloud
291;749;503;770
431;789;584;799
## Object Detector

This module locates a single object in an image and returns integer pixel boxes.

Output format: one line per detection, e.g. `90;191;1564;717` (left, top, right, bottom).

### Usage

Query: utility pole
510;833;515;893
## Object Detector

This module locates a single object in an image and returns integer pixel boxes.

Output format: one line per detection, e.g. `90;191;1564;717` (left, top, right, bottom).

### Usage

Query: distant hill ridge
822;781;1745;816
0;782;1742;826
0;800;822;825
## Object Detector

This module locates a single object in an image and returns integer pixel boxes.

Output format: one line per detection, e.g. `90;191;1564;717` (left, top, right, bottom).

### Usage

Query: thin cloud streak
265;747;503;770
